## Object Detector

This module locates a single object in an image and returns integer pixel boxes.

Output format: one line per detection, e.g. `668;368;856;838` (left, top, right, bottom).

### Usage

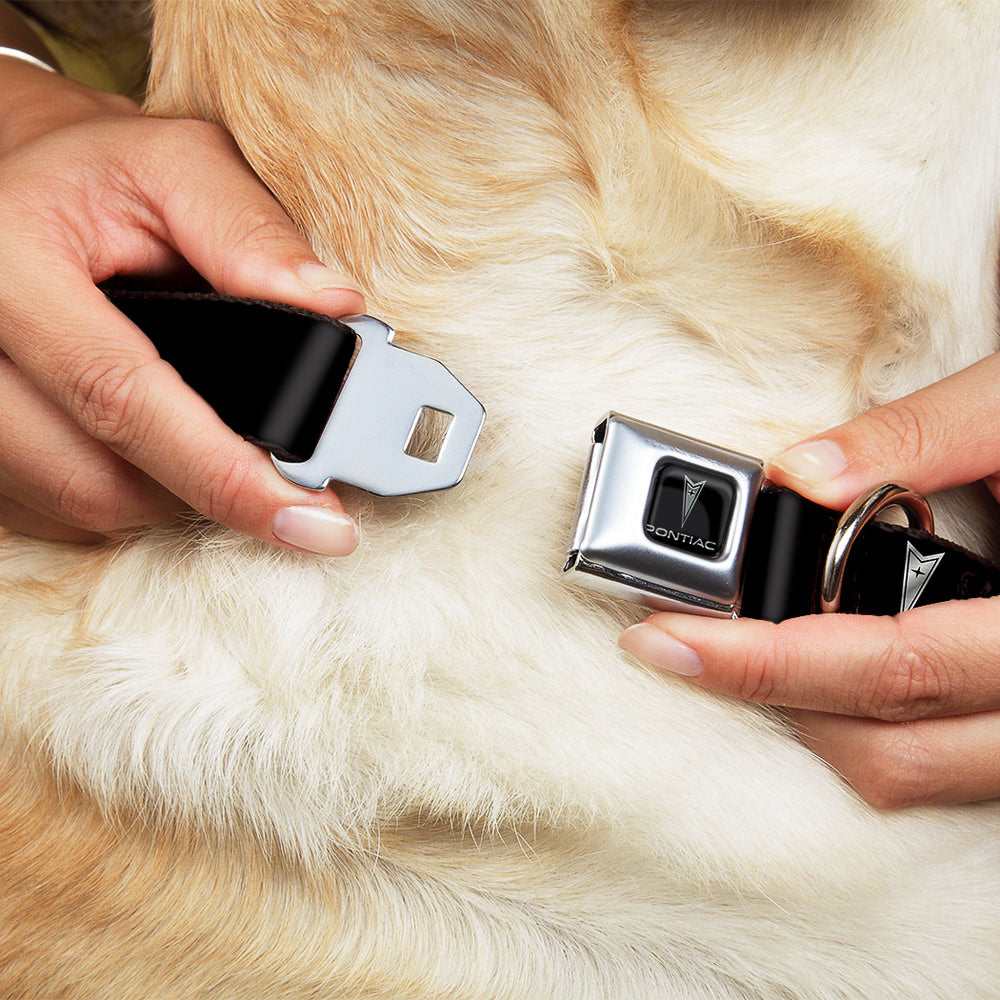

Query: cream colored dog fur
2;1;999;997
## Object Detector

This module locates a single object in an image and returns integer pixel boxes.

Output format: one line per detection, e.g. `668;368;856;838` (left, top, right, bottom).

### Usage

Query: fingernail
272;505;358;556
619;623;703;677
770;440;847;488
296;261;362;295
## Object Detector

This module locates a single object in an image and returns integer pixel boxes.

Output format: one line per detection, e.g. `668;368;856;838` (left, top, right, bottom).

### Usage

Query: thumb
766;351;1000;508
145;120;365;317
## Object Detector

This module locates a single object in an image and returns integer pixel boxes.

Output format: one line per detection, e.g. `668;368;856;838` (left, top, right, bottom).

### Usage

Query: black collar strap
564;412;1000;622
103;287;485;496
740;482;1000;620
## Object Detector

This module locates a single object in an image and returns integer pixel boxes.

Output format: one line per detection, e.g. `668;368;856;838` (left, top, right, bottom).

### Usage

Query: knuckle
54;466;130;533
160;116;230;152
135;119;235;190
228;207;291;255
851;725;939;810
735;625;784;703
185;452;255;527
70;89;138;123
67;355;154;452
104;93;140;116
860;622;954;721
215;207;296;292
859;399;931;468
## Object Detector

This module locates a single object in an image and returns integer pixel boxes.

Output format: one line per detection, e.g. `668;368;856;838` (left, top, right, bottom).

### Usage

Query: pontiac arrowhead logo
900;542;944;613
680;476;705;528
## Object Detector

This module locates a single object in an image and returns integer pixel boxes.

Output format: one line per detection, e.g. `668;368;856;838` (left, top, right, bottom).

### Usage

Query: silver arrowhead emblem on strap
900;541;944;613
680;476;705;527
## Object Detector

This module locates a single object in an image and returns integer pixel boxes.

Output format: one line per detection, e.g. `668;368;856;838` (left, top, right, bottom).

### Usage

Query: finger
764;351;1000;508
789;708;1000;808
129;118;365;315
0;356;182;531
0;493;105;543
618;597;1000;721
0;267;358;555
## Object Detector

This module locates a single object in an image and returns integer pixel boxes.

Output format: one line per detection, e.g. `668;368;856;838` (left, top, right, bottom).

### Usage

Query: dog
2;1;999;996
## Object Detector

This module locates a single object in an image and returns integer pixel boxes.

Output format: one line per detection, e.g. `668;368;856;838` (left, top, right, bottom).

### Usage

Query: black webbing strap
103;287;356;463
741;484;1000;621
103;287;1000;619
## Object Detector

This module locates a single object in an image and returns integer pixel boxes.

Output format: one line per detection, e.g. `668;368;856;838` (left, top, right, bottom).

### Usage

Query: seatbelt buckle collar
564;413;947;621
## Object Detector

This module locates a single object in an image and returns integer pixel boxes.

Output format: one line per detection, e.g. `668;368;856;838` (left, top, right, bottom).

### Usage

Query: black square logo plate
644;463;736;558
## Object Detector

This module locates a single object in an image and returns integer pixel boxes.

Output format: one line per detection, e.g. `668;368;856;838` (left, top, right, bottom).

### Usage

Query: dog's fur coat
2;1;1000;997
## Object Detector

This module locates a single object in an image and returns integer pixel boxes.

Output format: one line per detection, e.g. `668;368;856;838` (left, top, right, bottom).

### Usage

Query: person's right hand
0;56;365;554
620;351;1000;809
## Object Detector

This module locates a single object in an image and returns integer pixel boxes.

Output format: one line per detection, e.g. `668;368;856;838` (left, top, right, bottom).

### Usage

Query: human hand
619;351;1000;808
0;58;365;553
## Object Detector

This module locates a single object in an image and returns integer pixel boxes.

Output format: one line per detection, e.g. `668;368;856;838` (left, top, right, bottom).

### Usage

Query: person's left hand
619;351;1000;809
0;57;365;552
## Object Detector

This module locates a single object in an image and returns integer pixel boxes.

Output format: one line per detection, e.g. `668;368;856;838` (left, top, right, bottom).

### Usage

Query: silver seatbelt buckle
564;413;764;617
272;315;485;496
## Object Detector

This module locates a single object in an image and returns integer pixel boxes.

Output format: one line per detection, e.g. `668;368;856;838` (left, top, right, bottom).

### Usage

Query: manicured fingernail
619;623;703;677
272;505;358;556
770;440;847;488
296;261;362;295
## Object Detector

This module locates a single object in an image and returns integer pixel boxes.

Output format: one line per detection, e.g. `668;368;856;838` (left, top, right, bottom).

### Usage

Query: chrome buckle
564;413;764;618
272;315;485;496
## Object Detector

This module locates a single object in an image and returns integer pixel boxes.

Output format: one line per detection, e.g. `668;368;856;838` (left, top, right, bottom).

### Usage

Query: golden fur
2;1;1000;996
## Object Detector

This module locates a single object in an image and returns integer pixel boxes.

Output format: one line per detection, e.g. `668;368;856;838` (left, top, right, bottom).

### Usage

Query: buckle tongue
272;315;485;496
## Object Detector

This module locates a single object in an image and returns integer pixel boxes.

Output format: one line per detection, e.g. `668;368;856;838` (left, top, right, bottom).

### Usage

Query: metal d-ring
819;483;934;614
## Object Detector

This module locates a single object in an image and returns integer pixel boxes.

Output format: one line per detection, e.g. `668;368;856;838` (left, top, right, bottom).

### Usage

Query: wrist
0;2;58;69
0;59;138;157
0;56;53;153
